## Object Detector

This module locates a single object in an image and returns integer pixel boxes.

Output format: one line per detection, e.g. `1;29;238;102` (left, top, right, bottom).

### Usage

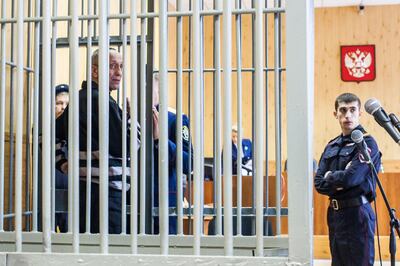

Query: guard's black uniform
314;125;381;266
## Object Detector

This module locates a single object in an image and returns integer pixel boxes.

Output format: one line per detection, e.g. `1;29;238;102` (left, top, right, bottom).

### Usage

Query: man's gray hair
91;47;117;66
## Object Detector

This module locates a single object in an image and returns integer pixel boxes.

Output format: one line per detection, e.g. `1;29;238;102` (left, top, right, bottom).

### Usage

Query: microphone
364;98;400;145
351;129;372;163
389;113;400;132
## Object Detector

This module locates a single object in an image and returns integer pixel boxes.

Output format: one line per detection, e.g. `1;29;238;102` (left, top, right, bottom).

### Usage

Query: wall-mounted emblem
341;45;376;82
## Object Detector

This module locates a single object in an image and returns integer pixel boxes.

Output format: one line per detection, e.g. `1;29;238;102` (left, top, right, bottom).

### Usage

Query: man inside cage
56;48;139;234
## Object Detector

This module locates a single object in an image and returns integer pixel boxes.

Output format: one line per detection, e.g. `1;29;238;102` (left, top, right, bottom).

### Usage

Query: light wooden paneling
314;5;400;161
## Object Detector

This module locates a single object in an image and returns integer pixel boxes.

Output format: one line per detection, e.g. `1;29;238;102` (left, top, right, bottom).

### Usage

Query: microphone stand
366;158;400;266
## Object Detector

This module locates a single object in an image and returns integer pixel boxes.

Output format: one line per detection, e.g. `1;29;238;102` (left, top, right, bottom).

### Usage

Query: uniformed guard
314;93;381;266
152;73;193;234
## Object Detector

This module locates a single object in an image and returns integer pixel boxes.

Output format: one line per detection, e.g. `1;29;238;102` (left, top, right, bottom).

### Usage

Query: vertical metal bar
0;0;7;233
81;0;84;37
93;0;97;37
235;0;243;236
14;0;24;251
51;0;58;232
250;0;256;236
144;0;154;236
98;0;109;253
8;0;15;232
264;0;270;237
176;0;184;235
274;0;282;236
139;0;147;235
25;0;32;230
199;0;205;235
192;0;201;255
187;0;193;235
121;0;128;235
254;0;265;256
85;0;93;234
213;0;222;236
130;0;138;253
32;0;41;233
42;0;52;253
222;0;233;256
287;0;314;263
159;0;169;254
69;0;80;253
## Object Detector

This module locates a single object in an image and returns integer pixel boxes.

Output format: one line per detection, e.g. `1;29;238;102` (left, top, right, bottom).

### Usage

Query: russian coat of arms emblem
341;45;375;82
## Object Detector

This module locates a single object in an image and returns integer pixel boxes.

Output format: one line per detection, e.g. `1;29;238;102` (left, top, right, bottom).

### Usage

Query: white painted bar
85;0;93;234
235;0;243;236
158;0;169;255
254;0;264;257
32;0;41;233
0;0;6;233
121;0;128;235
139;0;147;235
42;0;52;253
50;0;58;233
69;0;80;253
274;0;282;235
14;0;24;252
98;0;110;254
222;0;233;256
286;0;314;264
213;0;222;236
192;0;202;256
130;0;139;254
176;0;184;235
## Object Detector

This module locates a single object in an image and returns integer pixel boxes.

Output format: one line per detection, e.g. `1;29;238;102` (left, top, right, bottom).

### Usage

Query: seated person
231;125;252;175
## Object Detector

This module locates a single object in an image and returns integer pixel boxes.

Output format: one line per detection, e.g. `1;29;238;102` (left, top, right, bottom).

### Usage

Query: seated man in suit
231;125;252;175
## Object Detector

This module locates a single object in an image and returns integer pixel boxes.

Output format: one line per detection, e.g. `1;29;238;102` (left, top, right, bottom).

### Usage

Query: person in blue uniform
231;125;252;175
152;73;193;234
54;84;70;232
314;93;381;266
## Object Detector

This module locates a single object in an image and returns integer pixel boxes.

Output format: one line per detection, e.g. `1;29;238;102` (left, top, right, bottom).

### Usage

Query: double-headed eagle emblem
344;49;372;78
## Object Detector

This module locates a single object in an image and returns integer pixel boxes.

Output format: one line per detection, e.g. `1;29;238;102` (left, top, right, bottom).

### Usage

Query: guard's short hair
334;93;361;111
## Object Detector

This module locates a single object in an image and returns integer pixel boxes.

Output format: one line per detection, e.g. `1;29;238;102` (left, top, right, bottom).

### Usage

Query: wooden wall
314;5;400;167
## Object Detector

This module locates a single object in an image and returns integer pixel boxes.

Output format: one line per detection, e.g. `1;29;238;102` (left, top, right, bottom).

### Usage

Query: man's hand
61;162;68;174
152;107;160;140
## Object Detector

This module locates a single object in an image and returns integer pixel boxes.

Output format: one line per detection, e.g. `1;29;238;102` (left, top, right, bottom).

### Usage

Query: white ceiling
168;0;400;9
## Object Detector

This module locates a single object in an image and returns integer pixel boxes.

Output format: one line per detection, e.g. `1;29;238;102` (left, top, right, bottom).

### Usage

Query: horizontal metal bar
150;207;289;217
0;231;289;252
0;7;286;25
163;67;286;73
5;61;35;73
51;35;149;48
4;211;33;219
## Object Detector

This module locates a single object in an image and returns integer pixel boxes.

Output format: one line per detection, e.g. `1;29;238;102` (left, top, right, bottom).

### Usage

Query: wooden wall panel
314;5;400;164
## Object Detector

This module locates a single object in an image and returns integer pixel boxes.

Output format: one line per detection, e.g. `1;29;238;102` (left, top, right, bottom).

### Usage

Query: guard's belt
329;195;369;211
